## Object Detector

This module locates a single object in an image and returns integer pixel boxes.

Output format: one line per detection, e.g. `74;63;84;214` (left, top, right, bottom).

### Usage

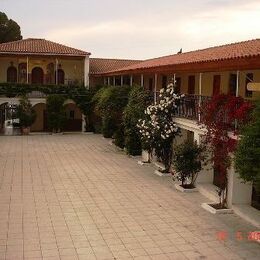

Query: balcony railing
174;94;211;121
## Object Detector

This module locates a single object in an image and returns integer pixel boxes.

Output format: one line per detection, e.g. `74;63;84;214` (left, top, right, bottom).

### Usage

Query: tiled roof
103;39;260;74
90;58;142;74
0;38;90;56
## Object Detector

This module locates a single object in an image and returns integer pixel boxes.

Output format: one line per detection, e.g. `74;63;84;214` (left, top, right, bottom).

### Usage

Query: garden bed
174;183;198;193
201;203;233;214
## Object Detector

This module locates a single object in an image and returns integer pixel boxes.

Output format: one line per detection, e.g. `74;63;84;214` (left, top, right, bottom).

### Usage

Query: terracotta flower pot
22;127;30;135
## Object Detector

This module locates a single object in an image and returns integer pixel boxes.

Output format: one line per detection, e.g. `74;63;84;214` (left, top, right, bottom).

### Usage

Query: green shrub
235;100;260;183
123;85;151;155
102;116;117;138
114;124;125;149
46;95;66;133
16;95;36;127
92;85;130;138
172;140;204;188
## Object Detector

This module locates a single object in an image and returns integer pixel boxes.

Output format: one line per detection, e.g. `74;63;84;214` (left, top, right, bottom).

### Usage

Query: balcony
174;94;211;121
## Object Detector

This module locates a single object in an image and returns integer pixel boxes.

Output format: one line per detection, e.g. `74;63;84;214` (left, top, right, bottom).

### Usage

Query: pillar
130;75;133;87
84;55;90;89
154;73;158;104
108;77;110;85
26;56;29;84
55;58;58;85
113;76;116;86
141;74;144;87
236;70;240;97
121;75;123;86
82;114;86;132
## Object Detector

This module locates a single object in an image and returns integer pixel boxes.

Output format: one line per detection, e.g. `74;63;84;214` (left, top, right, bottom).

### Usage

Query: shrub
46;95;66;133
123;85;151;155
16;95;36;128
113;124;125;149
92;85;130;138
235;100;260;183
172;140;204;188
137;83;181;172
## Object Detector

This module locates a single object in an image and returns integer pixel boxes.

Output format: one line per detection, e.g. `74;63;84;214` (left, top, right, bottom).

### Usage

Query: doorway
32;67;44;84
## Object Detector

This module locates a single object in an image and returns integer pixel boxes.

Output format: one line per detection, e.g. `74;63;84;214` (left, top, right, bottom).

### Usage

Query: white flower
160;88;165;93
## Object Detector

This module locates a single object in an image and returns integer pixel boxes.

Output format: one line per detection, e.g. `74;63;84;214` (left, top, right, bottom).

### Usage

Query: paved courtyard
0;134;259;260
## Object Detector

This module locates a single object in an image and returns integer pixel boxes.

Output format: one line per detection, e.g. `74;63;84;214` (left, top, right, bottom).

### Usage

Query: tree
123;85;151;155
92;85;130;138
46;95;66;133
137;83;181;173
201;94;252;208
235;100;260;183
0;12;22;43
172;140;204;188
17;95;36;128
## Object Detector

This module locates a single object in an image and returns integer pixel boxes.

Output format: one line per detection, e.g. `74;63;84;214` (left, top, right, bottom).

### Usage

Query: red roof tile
0;38;90;56
90;58;142;74
103;39;260;74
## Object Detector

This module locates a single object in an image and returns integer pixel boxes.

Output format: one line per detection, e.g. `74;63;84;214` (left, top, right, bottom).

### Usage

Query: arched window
32;67;44;84
55;69;65;85
7;66;17;83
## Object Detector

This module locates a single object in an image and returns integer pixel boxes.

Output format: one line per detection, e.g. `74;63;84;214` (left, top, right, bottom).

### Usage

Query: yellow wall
141;70;260;99
0;56;85;85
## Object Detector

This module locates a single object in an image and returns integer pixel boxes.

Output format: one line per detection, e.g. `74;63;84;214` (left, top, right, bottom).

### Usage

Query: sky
1;0;260;59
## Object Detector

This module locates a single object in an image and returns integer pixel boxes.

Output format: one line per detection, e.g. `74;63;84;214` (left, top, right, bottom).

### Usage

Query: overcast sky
1;0;260;59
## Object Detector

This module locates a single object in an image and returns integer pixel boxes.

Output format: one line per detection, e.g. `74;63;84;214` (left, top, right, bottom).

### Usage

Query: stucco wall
0;56;85;85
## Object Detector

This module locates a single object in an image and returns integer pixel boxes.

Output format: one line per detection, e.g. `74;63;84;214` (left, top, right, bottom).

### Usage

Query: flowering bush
137;83;181;172
201;94;252;208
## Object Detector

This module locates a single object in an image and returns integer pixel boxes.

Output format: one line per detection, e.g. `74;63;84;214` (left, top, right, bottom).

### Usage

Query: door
32;67;44;84
229;74;237;96
213;75;221;96
188;75;195;94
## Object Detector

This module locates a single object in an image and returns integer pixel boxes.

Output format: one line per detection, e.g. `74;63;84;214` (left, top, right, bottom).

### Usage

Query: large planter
201;203;233;214
154;170;171;177
174;183;198;193
21;127;30;135
142;150;150;163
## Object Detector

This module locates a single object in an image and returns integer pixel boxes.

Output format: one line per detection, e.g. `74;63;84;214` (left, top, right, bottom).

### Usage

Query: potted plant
172;140;204;192
16;95;36;135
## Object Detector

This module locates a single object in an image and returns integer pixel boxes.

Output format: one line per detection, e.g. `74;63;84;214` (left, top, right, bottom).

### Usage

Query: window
188;75;195;94
7;66;17;83
69;110;75;119
162;75;167;89
229;74;237;96
245;73;253;98
213;75;221;96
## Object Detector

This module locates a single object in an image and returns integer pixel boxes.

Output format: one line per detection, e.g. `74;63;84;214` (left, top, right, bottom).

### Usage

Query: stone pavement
0;134;259;260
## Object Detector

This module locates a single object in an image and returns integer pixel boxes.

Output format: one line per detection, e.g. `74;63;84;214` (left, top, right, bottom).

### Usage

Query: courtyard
0;134;259;260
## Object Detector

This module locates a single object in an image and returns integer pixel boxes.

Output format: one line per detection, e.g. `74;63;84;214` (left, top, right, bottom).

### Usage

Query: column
236;70;240;97
121;75;123;86
26;56;29;84
103;77;106;85
113;76;116;86
130;75;133;87
141;74;144;87
84;55;90;89
173;73;176;85
154;73;158;104
108;77;110;85
55;58;58;85
198;73;203;122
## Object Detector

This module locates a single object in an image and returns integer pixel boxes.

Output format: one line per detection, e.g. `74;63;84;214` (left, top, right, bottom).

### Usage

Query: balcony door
188;75;195;94
213;75;221;96
32;67;44;84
